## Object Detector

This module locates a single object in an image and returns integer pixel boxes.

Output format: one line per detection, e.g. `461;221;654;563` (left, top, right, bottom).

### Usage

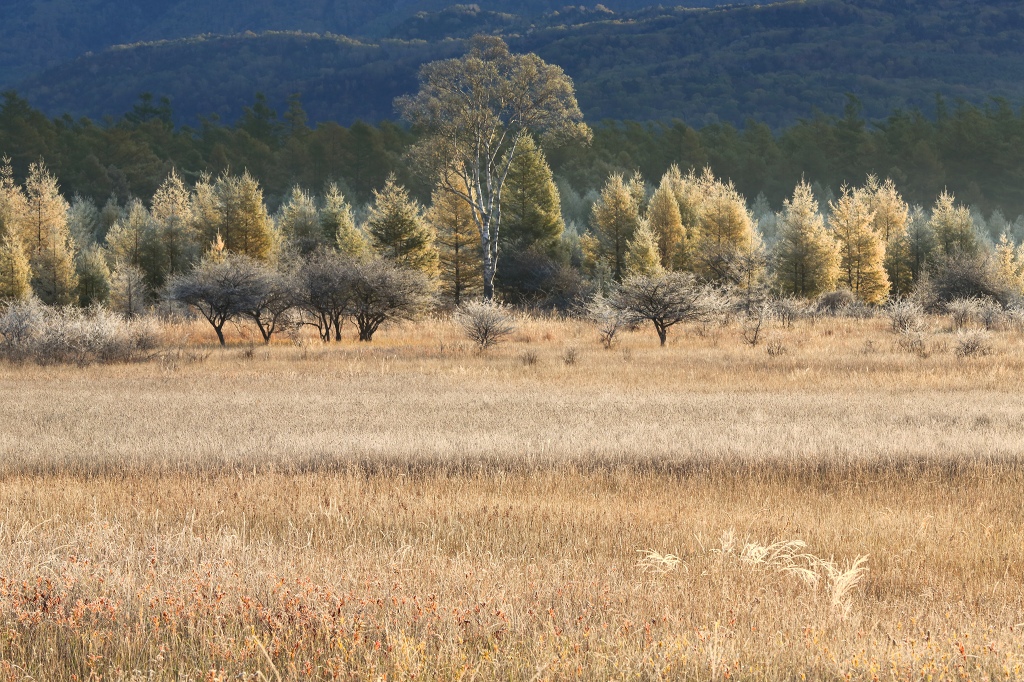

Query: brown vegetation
0;315;1023;679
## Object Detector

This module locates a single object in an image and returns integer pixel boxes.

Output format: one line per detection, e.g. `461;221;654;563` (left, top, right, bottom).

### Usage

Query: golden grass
0;314;1023;679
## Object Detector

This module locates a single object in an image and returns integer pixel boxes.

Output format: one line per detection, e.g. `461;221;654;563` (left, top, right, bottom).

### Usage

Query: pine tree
829;187;889;304
321;183;367;258
500;135;564;258
75;244;111;307
773;181;840;298
23;162;78;305
624;222;663;278
930;191;977;257
150;170;199;286
646;173;685;270
278;186;324;255
367;174;438;277
0;236;30;303
590;173;645;281
427;180;483;306
194;172;277;261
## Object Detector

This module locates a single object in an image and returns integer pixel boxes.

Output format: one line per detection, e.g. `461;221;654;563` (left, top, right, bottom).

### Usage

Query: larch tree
860;175;911;294
693;171;760;284
0;236;31;303
194;172;277;261
589;172;645;281
150;170;199;286
829;187;889;304
321;183;367;258
646;172;685;270
663;165;704;270
0;160;29;302
902;205;936;284
75;244;111;307
278;186;324;255
499;134;564;257
772;180;840;298
366;174;438;277
23;161;77;305
624;222;663;278
930;191;978;258
427;175;483;306
105;199;155;275
398;36;590;300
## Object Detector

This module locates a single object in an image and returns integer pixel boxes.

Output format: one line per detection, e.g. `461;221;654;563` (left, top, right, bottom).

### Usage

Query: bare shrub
562;347;580;365
0;300;159;365
946;297;979;331
520;350;539;366
457;300;516;350
586;296;626;349
954;329;992;358
886;299;924;334
976;299;1005;331
766;340;787;357
896;329;929;357
815;289;856;316
773;297;808;328
740;302;772;347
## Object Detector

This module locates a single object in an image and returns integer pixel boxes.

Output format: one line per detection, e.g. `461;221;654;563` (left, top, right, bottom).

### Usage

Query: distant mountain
15;0;1024;128
0;1;755;88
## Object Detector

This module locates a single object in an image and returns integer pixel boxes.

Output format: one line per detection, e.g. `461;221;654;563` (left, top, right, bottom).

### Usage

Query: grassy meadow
1;313;1024;679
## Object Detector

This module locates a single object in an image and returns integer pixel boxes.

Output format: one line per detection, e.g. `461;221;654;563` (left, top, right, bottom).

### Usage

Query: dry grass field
1;314;1024;680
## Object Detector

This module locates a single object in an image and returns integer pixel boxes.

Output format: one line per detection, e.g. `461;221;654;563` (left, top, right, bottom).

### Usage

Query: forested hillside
0;0;748;88
14;0;1024;128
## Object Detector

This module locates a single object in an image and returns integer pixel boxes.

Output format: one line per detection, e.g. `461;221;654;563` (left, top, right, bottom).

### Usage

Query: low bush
0;299;159;365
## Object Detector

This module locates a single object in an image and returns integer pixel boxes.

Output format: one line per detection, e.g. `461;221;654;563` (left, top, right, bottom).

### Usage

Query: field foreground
1;316;1023;680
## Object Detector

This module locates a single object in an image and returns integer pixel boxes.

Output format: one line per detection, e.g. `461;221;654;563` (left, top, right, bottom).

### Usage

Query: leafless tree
167;254;265;346
297;250;353;342
345;259;433;342
609;272;721;346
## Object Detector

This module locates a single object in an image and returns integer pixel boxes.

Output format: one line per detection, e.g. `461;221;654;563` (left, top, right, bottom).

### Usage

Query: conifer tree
278;186;324;255
0;159;27;243
772;180;840;298
75;244;111;307
109;262;149;317
500;135;564;258
321;183;367;258
994;233;1024;296
829;187;889;304
902;205;936;285
67;196;100;248
194;172;277;261
647;172;685;270
590;173;645;281
860;175;911;294
367;174;438;277
427;177;482;305
150;170;199;286
105;199;155;273
930;191;977;258
0;236;31;303
23;162;77;305
662;165;704;269
693;171;759;283
624;222;663;278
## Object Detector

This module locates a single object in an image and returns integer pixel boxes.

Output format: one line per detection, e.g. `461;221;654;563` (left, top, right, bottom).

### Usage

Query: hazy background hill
9;0;1024;129
0;0;752;87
